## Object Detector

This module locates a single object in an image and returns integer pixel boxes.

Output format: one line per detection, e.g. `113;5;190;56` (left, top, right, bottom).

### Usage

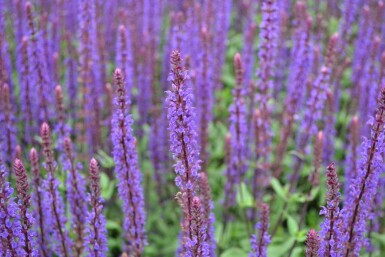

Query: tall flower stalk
224;53;248;217
63;137;87;256
199;172;216;256
20;36;36;144
25;1;51;123
0;162;21;256
253;0;279;165
0;83;17;174
29;148;50;257
305;230;320;257
40;123;72;257
166;50;202;255
249;203;270;257
14;159;38;257
84;158;108;257
111;69;146;255
319;163;342;256
341;86;385;256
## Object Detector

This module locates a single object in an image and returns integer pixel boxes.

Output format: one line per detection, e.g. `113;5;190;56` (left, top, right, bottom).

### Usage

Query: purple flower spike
116;25;133;101
29;148;50;257
0;162;22;256
40;123;73;257
166;50;201;254
309;131;324;187
84;158;108;257
185;197;209;257
249;203;270;257
111;69;146;255
297;34;339;153
19;36;36;145
305;229;320;257
199;173;216;256
25;2;52;123
254;0;279;159
14;159;38;257
63;138;87;256
319;163;342;257
340;86;385;256
0;83;17;175
224;53;248;214
344;116;359;198
55;85;70;144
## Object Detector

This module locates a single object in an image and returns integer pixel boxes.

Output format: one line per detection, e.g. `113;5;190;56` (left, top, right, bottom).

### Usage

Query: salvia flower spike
63;137;87;256
341;86;385;256
29;148;50;257
14;158;38;256
40;122;73;257
84;158;108;257
166;50;202;254
319;163;342;256
111;68;146;255
249;203;270;257
305;229;320;257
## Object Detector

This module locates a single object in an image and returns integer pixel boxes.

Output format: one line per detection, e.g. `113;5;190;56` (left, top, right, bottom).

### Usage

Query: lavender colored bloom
25;2;52;123
166;50;202;254
0;163;23;256
0;3;13;90
254;0;279;166
224;53;248;213
84;158;108;257
55;85;70;140
249;203;270;257
149;105;169;202
286;3;312;116
305;230;320;257
64;33;78;128
273;3;312;177
29;148;50;257
213;0;232;90
323;90;336;163
19;36;36;145
319;163;342;257
241;2;257;91
351;6;372;111
199;173;216;256
0;84;17;175
340;86;385;256
338;0;360;53
111;69;146;255
196;27;214;172
309;131;324;187
40;123;73;257
14;159;38;257
184;197;209;257
344;116;360;198
116;25;134;102
359;36;381;137
63;138;87;256
296;34;338;154
78;0;102;154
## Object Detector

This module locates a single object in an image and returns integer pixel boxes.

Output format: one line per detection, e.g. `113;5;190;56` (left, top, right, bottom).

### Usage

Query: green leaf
100;173;115;199
296;229;308;242
267;238;296;257
97;150;115;169
289;193;306;203
236;182;254;208
270;178;287;201
220;248;247;257
287;215;298;236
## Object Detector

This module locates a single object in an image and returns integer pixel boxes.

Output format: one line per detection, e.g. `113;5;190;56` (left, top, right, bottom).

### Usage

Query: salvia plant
1;0;385;257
